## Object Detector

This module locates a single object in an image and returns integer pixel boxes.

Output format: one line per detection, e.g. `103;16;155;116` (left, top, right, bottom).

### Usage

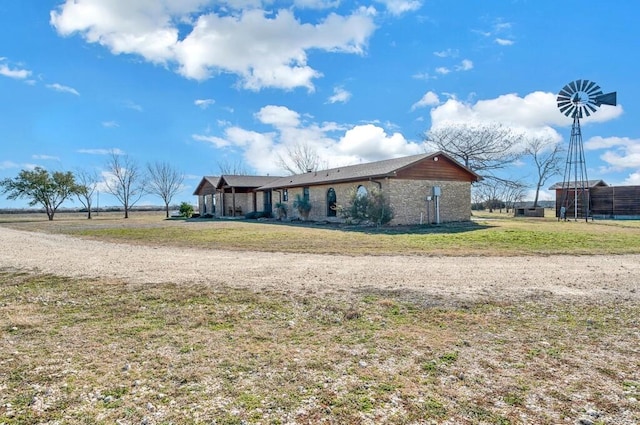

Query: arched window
327;188;337;217
356;185;368;198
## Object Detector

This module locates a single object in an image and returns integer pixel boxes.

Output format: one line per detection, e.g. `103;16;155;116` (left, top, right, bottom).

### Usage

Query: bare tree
277;141;326;175
426;123;524;177
147;161;184;218
75;168;99;219
104;150;147;218
217;159;249;175
524;137;564;208
502;180;527;213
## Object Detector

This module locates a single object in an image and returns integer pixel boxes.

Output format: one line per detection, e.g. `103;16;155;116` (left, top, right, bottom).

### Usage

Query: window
303;187;310;202
327;188;337;217
283;189;288;202
356;185;368;198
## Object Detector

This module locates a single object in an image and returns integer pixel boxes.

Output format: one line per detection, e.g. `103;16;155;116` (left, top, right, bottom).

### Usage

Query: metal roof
218;175;282;188
548;180;608;190
258;152;475;190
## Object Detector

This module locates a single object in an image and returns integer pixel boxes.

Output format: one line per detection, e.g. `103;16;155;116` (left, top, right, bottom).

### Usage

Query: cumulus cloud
327;86;352;104
46;83;80;95
193;104;425;174
376;0;422;16
0;61;32;80
456;59;473;71
50;1;376;91
411;91;440;110
195;99;215;109
585;136;640;171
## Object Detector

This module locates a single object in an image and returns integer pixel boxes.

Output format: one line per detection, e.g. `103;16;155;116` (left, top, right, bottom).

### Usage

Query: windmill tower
556;80;616;221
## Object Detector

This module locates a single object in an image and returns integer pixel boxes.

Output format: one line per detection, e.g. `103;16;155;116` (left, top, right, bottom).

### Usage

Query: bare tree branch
524;137;564;208
147;161;184;218
277;141;326;175
217;159;250;175
426;123;524;177
104;150;147;218
75;168;99;219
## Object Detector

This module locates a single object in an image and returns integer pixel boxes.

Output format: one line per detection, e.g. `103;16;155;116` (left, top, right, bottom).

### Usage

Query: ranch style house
193;151;480;225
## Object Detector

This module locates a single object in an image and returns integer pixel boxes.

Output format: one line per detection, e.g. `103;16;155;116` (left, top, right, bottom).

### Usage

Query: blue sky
0;1;637;209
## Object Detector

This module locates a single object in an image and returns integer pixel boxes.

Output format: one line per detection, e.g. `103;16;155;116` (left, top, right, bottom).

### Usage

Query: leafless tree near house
217;159;250;175
74;168;100;219
147;161;184;218
524;137;564;208
104;150;147;219
426;123;524;178
277;141;326;175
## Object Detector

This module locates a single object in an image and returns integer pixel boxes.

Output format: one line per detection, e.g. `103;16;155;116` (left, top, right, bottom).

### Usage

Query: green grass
1;271;639;424
3;210;640;255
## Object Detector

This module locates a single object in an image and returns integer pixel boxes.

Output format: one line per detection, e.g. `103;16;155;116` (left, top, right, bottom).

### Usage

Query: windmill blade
586;83;601;95
569;80;578;92
586;103;598;113
557;95;572;103
595;92;617;106
584;80;596;93
583;107;592;117
559;103;574;115
563;105;576;117
559;87;573;98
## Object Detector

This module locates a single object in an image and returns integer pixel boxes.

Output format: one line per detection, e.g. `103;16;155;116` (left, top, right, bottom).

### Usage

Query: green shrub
179;202;194;218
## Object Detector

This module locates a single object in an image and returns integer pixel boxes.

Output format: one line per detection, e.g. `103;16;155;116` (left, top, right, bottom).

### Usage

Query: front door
263;190;272;215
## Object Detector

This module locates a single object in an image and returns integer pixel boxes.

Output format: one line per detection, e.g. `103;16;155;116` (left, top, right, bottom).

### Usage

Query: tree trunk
165;203;170;218
533;182;542;208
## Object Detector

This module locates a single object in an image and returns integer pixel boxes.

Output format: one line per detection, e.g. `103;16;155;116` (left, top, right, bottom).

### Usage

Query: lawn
1;271;638;424
1;211;639;424
2;210;640;255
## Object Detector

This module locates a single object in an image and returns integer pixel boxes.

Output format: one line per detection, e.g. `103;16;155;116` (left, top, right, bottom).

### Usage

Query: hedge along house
257;151;480;225
193;175;281;217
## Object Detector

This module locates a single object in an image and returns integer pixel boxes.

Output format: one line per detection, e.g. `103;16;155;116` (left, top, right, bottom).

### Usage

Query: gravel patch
2;226;639;305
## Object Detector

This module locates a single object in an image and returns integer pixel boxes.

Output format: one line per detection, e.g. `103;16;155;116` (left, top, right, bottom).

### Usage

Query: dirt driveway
1;226;638;305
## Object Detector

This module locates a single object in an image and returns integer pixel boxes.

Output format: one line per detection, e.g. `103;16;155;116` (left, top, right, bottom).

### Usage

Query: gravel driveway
1;226;639;305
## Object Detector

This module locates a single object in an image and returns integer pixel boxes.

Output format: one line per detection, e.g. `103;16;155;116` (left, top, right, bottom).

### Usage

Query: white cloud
195;99;215;109
376;0;422;16
102;121;119;128
77;148;125;155
411;91;440;110
336;124;422;160
455;59;473;71
50;1;377;91
585;136;640;171
255;105;301;128
623;172;640;185
46;83;80;95
495;38;514;46
0;61;32;80
435;67;450;75
433;48;458;58
294;0;340;8
194;105;426;174
32;155;60;161
327;86;352;104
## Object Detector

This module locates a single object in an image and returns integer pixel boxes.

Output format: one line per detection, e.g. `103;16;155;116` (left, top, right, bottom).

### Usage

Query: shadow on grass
224;217;494;235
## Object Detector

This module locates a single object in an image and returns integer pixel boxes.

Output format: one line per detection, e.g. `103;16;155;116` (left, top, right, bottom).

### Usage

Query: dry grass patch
1;270;639;424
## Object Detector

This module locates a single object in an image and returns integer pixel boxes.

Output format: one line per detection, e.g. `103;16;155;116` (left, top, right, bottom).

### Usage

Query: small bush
179;202;194;218
245;211;271;220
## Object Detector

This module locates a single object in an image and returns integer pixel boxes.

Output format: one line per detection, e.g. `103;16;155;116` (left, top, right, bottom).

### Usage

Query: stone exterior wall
197;195;215;216
273;179;471;224
387;179;471;224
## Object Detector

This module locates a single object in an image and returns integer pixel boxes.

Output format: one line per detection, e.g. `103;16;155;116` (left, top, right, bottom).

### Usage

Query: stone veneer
278;179;471;224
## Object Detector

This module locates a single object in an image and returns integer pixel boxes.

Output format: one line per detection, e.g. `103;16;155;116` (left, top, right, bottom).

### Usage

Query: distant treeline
0;205;183;214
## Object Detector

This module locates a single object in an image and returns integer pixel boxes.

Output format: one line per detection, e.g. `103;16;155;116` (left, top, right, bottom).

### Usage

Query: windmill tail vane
556;79;617;221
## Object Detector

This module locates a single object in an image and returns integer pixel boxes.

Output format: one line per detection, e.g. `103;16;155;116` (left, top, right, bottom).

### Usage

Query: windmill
556;80;616;221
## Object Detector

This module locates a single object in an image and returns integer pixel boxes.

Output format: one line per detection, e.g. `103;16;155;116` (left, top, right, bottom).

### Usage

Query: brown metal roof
217;175;282;189
548;180;608;190
258;151;479;190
